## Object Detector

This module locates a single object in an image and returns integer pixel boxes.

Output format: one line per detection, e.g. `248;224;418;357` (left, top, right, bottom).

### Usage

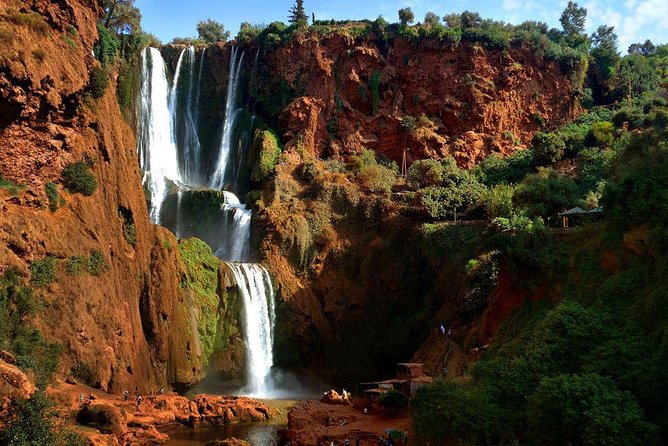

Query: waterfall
137;44;276;396
137;47;180;223
227;263;276;396
215;191;251;262
210;46;245;190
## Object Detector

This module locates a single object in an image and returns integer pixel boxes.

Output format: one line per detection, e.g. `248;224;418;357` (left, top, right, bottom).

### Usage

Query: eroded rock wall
0;0;205;392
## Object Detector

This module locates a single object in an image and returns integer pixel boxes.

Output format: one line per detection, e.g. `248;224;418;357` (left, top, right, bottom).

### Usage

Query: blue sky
136;0;668;52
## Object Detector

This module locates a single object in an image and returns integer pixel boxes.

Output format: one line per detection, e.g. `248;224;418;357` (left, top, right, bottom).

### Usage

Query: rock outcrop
248;32;580;166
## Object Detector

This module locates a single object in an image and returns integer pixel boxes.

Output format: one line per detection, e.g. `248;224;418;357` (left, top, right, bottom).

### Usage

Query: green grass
0;176;24;196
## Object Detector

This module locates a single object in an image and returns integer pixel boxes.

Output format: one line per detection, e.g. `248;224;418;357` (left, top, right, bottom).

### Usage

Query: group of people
319;430;408;446
439;324;452;337
121;387;166;410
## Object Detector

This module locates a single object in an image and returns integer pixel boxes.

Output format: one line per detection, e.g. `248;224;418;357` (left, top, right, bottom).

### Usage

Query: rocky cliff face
0;0;225;393
250;32;580;166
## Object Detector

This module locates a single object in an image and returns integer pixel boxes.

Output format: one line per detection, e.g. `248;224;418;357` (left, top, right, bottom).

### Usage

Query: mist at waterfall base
137;45;292;398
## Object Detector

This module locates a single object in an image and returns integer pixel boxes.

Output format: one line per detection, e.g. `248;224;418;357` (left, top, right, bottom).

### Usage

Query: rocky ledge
46;383;278;445
281;399;410;446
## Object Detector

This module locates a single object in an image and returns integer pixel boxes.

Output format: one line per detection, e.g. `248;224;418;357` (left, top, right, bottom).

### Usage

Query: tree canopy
398;8;414;26
288;0;308;28
196;19;230;43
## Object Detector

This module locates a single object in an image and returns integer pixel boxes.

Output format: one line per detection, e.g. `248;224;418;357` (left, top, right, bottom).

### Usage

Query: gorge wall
0;0;244;393
0;0;582;395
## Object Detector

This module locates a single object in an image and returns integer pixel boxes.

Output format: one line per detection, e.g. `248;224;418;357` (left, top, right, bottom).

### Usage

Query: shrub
369;70;381;115
513;168;581;220
407;159;444;188
474;151;536;186
44;182;62;212
61;162;97;196
0;176;24;196
123;222;137;246
588;121;615;147
250;128;282;182
532;132;566;164
88;66;109;98
66;256;87;276
87;250;108;276
31;48;46;63
63;35;76;48
5;9;50;35
94;23;120;66
379;389;409;409
481;184;515;218
528;374;656;445
29;257;57;288
358;164;396;194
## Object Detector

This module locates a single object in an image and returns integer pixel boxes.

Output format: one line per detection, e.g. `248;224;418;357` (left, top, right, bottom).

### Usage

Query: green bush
474;151;536;186
588;121;615;147
65;256;87;276
358;164;396;194
86;250;108;276
532;132;565;164
369;70;381;115
513;168;581;220
379;389;409;409
528;374;656;445
250;128;282;182
0;270;61;388
29;257;57;288
88;66;109;98
407;159;444;188
94;23;120;66
0;176;24;196
61;162;97;196
44;182;63;212
123;222;137;246
481;184;515;218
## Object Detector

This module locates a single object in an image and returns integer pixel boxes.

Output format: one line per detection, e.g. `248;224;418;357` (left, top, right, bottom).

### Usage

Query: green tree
442;13;462;29
398;7;414;26
423;12;439;28
101;0;141;34
196;19;230;43
614;54;661;102
560;1;588;49
532;132;566;164
590;25;620;103
628;39;656;56
288;0;308;28
513;168;581;219
560;1;586;37
407;159;443;188
528;374;656;445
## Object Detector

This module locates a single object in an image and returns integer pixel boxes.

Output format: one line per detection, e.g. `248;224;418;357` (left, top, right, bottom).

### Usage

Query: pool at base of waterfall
164;422;284;446
164;398;297;446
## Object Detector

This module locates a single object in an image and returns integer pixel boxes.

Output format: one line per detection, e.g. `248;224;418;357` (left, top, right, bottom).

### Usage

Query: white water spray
210;47;245;190
137;47;180;223
227;263;276;396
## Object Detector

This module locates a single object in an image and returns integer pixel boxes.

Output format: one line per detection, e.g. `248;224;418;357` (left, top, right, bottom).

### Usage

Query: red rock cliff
0;0;205;392
250;32;580;166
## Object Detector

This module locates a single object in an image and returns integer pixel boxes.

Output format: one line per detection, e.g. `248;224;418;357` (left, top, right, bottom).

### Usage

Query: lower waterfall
226;263;276;396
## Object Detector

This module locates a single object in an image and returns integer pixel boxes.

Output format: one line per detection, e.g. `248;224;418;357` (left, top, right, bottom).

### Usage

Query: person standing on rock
345;438;350;446
123;390;129;401
136;395;142;410
355;437;360;446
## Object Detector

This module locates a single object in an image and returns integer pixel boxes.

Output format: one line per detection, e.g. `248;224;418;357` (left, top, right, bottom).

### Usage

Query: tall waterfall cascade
137;45;276;396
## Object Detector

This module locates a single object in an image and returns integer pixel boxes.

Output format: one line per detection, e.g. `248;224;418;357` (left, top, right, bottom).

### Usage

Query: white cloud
586;0;668;52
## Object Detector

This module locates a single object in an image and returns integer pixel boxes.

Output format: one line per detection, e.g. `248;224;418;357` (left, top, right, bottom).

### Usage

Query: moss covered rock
250;128;282;182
